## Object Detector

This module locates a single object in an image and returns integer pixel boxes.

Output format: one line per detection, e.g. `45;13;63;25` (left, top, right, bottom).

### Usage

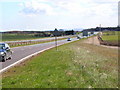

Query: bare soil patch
83;36;119;50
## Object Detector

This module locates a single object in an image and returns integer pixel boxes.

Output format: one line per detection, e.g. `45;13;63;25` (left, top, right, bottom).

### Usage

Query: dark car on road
67;38;71;41
0;43;12;62
77;36;81;39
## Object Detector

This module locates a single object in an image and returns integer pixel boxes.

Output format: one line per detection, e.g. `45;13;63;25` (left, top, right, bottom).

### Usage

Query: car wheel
2;56;6;62
8;56;12;60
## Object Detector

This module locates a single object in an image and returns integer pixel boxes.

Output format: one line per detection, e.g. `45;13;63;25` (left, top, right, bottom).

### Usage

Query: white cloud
18;0;119;28
118;1;120;26
20;1;56;16
20;0;118;17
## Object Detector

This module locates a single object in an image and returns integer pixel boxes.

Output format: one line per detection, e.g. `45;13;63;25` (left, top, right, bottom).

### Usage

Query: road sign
53;31;60;36
53;28;61;36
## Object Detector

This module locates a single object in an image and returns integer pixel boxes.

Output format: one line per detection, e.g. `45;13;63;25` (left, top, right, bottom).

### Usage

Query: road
0;38;78;72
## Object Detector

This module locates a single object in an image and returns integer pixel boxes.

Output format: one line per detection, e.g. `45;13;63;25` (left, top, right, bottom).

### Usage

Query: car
0;43;12;62
67;38;71;41
77;36;81;39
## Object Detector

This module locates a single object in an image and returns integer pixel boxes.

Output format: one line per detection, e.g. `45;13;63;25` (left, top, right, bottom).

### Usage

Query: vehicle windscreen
0;44;5;49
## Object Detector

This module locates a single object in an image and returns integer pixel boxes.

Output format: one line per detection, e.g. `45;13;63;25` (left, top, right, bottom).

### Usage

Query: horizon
0;26;118;32
0;28;83;32
0;0;119;32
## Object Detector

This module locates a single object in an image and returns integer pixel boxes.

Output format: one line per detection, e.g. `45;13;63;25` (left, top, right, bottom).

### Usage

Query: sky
118;1;120;26
0;0;119;31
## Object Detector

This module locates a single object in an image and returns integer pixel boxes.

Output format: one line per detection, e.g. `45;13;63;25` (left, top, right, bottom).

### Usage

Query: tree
53;28;61;36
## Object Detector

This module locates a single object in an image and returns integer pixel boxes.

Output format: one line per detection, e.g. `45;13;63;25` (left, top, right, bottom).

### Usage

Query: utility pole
53;28;59;51
55;35;57;51
100;24;102;36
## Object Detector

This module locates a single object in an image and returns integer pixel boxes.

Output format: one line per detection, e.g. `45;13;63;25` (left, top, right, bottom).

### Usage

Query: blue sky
0;0;119;31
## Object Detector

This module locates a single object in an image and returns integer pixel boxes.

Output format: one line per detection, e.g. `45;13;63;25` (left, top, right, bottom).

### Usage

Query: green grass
102;31;120;35
102;31;120;42
2;39;118;88
1;34;46;41
102;35;118;41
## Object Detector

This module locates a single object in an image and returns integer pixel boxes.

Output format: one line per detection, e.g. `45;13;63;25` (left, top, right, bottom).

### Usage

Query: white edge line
0;46;55;74
0;39;77;73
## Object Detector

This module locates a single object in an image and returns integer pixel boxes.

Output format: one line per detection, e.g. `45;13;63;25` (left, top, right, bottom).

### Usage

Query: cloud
20;1;56;16
18;0;118;28
118;1;120;26
20;0;119;17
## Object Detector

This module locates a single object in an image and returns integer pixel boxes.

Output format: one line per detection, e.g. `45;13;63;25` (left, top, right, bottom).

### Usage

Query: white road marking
0;46;54;73
0;39;78;73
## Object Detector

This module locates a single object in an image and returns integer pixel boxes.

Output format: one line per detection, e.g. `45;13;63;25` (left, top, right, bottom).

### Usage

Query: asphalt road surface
0;38;78;71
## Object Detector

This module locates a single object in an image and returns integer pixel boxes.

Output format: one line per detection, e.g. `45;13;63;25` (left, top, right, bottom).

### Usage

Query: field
1;33;46;41
102;31;120;42
2;39;118;88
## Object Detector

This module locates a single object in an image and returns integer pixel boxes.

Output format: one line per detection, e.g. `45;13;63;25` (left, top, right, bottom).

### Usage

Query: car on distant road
0;43;12;62
77;36;81;39
67;38;71;41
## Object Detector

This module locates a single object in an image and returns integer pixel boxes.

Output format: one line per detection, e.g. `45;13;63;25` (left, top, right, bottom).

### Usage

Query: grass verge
102;35;119;42
2;34;47;41
102;31;120;43
2;39;118;88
